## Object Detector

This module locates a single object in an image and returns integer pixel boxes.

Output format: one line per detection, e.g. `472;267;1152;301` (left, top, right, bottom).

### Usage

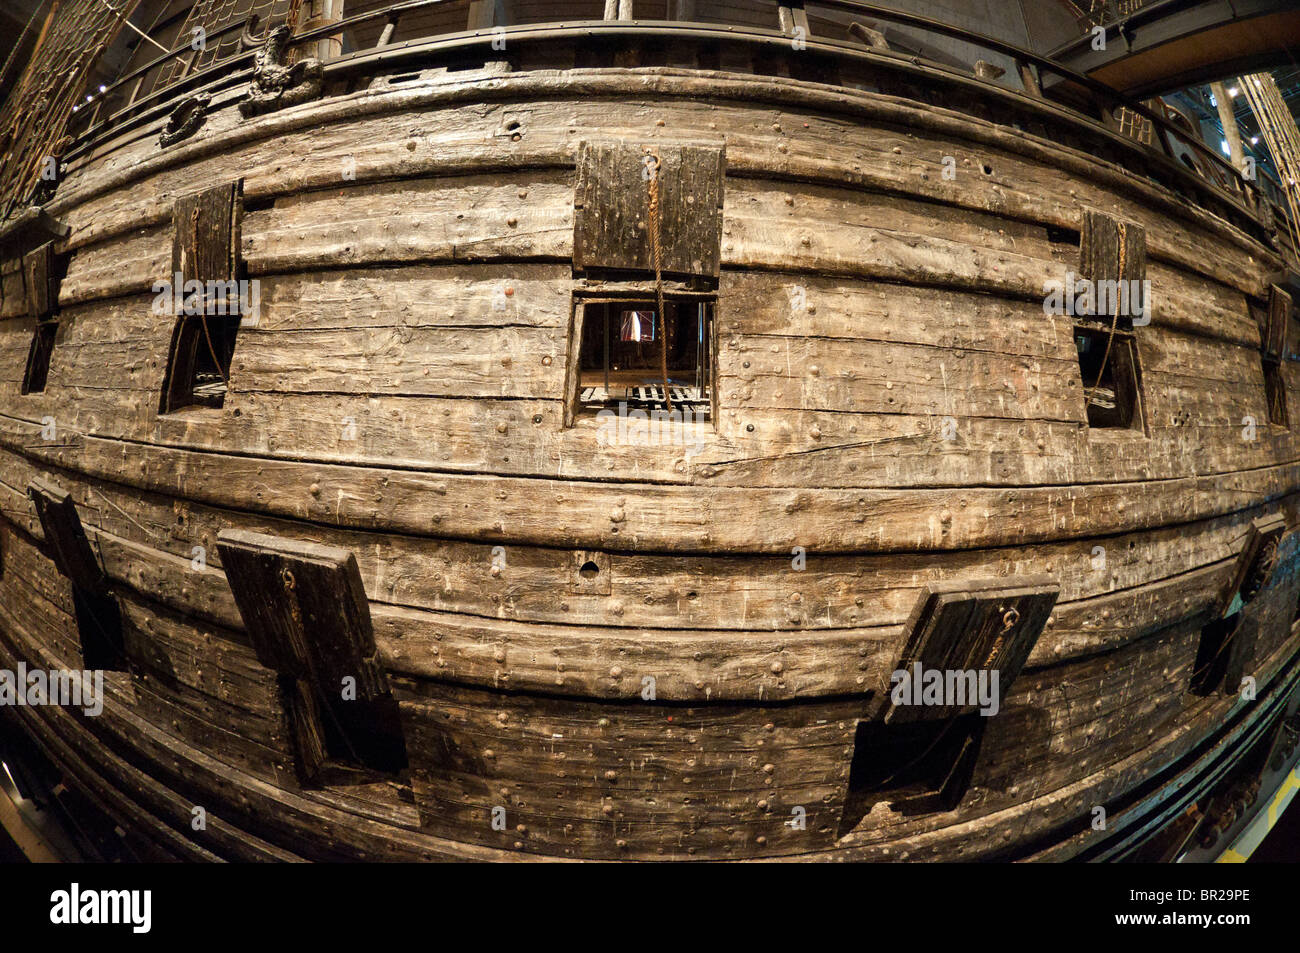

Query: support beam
604;0;633;20
778;2;809;37
1016;60;1042;97
847;22;889;50
1211;81;1245;178
467;0;507;30
298;0;347;61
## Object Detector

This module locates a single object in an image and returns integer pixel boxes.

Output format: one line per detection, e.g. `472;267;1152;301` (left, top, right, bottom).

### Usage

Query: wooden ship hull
1;2;1299;862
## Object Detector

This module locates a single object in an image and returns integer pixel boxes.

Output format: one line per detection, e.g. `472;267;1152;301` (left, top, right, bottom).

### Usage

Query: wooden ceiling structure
1050;0;1300;98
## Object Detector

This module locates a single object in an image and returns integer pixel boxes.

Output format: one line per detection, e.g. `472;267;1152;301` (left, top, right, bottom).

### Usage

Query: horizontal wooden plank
51;78;1277;300
1;454;1292;702
3;409;1299;555
4;489;1298;859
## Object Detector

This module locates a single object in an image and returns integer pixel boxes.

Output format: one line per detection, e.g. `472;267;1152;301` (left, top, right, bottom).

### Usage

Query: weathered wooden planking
1;456;1286;707
0;689;225;861
1146;259;1263;346
0;441;1277;629
719;335;1084;422
725;184;1055;297
0;260;27;319
3;525;295;785
118;595;285;719
1025;656;1300;862
884;577;1058;723
0;548;91;665
250;264;573;331
0;582;1211;858
0;524;421;838
33;264;1277;426
400;621;1294;859
48;76;1276;299
0;613;315;861
4;506;1296;860
26;478;105;592
12;266;1288;491
58;225;169;306
1135;322;1265;384
127;670;297;785
573;140;725;276
720;271;1063;356
399;679;861;859
0;592;481;860
834;631;1300;860
4;410;1299;556
1081;210;1146;288
1265;284;1292;360
243;174;573;275
0;66;1289;868
0;510;1233;708
1219;514;1289;615
231;324;566;399
0;466;1246;704
33;307;1269;416
6;365;1286;492
216;529;407;774
172;180;241;287
12;14;1300;863
22;242;57;319
12;35;1300;868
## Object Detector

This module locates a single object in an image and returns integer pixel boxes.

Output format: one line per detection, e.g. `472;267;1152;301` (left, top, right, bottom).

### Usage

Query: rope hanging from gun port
646;149;673;412
1085;219;1127;403
190;205;230;385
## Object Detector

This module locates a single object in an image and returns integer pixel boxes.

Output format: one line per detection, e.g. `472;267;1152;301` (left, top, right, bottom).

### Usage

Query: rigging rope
1085;220;1127;403
94;0;167;52
1239;72;1300;262
190;206;231;386
0;0;50;98
646;149;673;412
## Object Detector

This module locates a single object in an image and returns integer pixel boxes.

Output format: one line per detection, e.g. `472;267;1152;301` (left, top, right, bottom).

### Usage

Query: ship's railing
808;0;1280;235
59;0;1291;254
